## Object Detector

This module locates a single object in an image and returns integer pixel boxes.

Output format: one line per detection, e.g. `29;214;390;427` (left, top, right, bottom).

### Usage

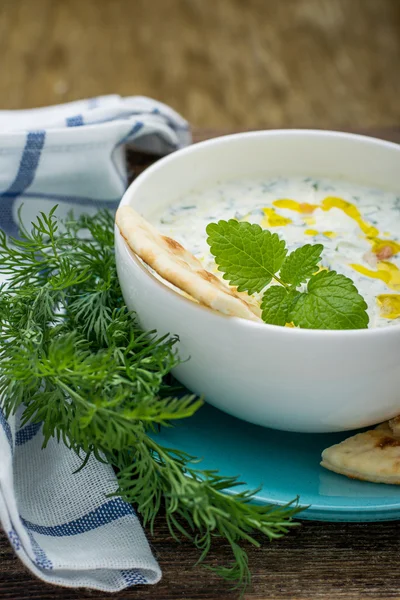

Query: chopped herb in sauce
152;176;400;328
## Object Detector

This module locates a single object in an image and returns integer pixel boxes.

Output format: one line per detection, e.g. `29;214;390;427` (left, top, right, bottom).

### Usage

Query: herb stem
0;208;302;589
271;274;290;289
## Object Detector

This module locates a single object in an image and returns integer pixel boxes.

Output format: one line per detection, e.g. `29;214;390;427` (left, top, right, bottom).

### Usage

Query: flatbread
389;415;400;437
116;205;262;322
321;422;400;485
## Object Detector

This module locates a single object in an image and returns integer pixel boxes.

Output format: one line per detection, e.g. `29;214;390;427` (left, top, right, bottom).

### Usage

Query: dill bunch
0;207;302;589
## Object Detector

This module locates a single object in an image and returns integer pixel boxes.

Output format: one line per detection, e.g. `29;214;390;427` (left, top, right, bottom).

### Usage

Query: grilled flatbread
321;422;400;485
116;205;262;322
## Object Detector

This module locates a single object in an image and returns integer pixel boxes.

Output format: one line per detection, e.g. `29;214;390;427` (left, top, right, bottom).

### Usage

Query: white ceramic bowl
115;130;400;433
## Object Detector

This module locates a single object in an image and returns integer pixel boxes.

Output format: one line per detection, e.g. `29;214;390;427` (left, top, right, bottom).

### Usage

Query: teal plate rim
153;403;400;523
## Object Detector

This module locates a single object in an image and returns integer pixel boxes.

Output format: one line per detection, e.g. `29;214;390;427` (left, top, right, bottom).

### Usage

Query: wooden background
0;0;399;129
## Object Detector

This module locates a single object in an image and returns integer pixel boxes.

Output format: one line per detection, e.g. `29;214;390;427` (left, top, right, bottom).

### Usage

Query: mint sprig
290;270;369;330
280;243;323;286
206;220;369;330
261;287;300;326
206;220;287;294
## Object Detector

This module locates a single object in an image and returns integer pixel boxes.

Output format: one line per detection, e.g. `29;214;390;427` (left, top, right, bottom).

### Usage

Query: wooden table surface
1;127;400;600
2;0;400;131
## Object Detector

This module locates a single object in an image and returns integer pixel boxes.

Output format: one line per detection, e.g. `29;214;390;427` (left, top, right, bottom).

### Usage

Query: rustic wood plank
0;0;400;130
1;126;399;600
2;521;400;600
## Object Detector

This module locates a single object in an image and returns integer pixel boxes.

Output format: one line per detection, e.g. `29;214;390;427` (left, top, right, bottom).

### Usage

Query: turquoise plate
154;403;400;522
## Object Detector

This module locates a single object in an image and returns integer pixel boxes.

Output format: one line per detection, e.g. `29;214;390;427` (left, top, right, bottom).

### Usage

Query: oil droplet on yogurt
321;197;379;238
273;199;319;213
376;294;400;319
262;208;292;227
350;261;400;292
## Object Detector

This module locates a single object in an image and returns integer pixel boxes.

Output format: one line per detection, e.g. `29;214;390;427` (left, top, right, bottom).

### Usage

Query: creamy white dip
150;176;400;328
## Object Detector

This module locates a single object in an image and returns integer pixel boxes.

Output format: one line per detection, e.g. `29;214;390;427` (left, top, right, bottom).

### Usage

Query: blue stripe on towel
0;131;46;236
119;121;144;144
16;422;42;446
66;115;84;127
121;569;147;585
8;528;22;551
26;530;53;570
4;132;46;196
0;406;13;450
21;498;136;536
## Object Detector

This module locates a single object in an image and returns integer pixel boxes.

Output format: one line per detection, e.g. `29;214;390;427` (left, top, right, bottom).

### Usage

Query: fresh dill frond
0;208;301;590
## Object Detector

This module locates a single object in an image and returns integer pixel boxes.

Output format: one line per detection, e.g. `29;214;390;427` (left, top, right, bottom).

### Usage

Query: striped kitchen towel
0;94;190;237
0;95;191;591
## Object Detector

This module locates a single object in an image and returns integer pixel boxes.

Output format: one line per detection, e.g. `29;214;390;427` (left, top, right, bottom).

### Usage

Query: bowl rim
116;128;400;338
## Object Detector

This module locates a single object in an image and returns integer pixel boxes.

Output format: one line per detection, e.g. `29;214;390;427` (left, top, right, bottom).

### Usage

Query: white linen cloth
0;95;191;591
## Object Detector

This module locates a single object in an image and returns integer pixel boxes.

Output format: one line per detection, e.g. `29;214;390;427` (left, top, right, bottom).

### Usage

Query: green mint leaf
206;220;287;294
280;244;324;287
261;286;300;326
290;270;369;330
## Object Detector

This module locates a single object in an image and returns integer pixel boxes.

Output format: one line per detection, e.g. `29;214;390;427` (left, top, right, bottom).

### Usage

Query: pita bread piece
116;205;262;322
321;422;400;485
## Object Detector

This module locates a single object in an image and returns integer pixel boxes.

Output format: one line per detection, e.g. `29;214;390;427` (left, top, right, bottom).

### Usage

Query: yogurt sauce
150;176;400;328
